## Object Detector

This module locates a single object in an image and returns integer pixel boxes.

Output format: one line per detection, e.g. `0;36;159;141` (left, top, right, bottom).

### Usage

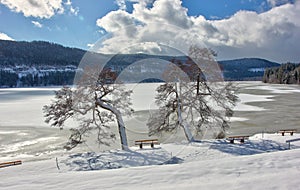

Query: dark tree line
0;70;75;87
20;71;75;87
263;63;300;84
0;70;18;87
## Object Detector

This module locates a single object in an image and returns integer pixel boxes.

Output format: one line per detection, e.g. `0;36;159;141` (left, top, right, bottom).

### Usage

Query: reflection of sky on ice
234;93;274;111
245;85;300;94
125;83;159;111
1;137;59;153
229;117;249;122
0;91;54;127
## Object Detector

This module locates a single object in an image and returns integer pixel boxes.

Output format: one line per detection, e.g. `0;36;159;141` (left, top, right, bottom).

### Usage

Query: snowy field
1;81;300;189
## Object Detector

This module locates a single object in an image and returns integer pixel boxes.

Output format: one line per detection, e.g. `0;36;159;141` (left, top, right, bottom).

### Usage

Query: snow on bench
286;138;300;149
278;129;297;136
226;136;249;144
0;160;22;168
135;139;159;149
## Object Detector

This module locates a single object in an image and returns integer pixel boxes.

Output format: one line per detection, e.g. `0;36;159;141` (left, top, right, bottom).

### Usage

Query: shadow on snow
61;138;299;171
61;148;183;171
209;139;291;156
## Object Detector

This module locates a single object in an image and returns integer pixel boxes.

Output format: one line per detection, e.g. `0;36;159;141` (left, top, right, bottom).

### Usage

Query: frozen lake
0;82;300;161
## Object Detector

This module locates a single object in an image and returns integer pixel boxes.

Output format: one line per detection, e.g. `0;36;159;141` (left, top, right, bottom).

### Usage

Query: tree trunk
114;110;129;150
98;100;129;150
175;82;194;142
197;73;200;95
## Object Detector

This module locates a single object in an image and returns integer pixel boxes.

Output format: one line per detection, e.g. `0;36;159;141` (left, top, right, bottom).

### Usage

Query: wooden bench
227;136;249;144
135;139;159;149
278;129;297;136
0;160;22;168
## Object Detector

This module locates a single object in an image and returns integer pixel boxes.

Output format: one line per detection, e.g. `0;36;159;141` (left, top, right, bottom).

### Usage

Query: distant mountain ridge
219;58;280;81
0;40;85;66
0;40;281;87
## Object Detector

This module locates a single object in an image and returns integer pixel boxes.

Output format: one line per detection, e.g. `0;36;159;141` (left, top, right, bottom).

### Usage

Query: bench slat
278;130;297;133
0;160;22;168
227;136;249;139
135;139;158;143
135;141;159;144
278;129;297;136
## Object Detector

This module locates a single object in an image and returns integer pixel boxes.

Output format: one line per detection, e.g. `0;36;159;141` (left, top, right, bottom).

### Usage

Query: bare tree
147;47;238;141
43;68;133;150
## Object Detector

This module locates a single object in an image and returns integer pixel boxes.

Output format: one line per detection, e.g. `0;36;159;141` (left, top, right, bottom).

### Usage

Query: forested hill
0;40;282;87
219;58;280;81
0;40;85;66
263;63;300;84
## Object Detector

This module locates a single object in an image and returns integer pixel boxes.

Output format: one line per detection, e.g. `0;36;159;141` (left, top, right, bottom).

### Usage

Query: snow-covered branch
43;68;133;150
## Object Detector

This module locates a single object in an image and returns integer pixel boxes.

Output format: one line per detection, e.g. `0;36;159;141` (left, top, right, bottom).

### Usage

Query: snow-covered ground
1;82;300;189
1;133;300;190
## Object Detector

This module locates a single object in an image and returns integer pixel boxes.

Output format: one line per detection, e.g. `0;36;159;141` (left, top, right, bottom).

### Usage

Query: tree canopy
43;68;133;150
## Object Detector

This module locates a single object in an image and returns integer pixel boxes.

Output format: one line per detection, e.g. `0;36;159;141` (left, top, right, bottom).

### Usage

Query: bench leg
151;143;154;148
139;144;143;149
282;132;285;136
291;132;294;136
240;138;245;143
230;139;234;144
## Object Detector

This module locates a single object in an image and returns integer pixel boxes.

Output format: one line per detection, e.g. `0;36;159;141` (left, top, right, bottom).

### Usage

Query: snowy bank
1;133;300;190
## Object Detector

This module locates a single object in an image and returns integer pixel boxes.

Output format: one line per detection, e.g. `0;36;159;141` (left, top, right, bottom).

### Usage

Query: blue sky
0;0;119;48
0;0;299;62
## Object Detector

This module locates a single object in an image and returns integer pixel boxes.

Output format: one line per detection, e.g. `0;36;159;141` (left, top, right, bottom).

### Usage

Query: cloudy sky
0;0;299;62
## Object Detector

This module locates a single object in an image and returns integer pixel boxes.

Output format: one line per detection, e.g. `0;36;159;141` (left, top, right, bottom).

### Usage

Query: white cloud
0;0;64;18
115;0;126;10
132;0;192;28
65;0;79;16
65;0;71;6
267;0;295;7
0;0;78;18
114;0;154;10
87;43;94;48
0;32;14;41
31;21;43;28
95;0;300;62
69;6;79;16
212;2;300;61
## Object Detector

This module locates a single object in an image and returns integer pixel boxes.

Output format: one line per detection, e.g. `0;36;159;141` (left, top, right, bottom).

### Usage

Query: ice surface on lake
0;87;58;127
0;83;278;127
0;82;299;161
